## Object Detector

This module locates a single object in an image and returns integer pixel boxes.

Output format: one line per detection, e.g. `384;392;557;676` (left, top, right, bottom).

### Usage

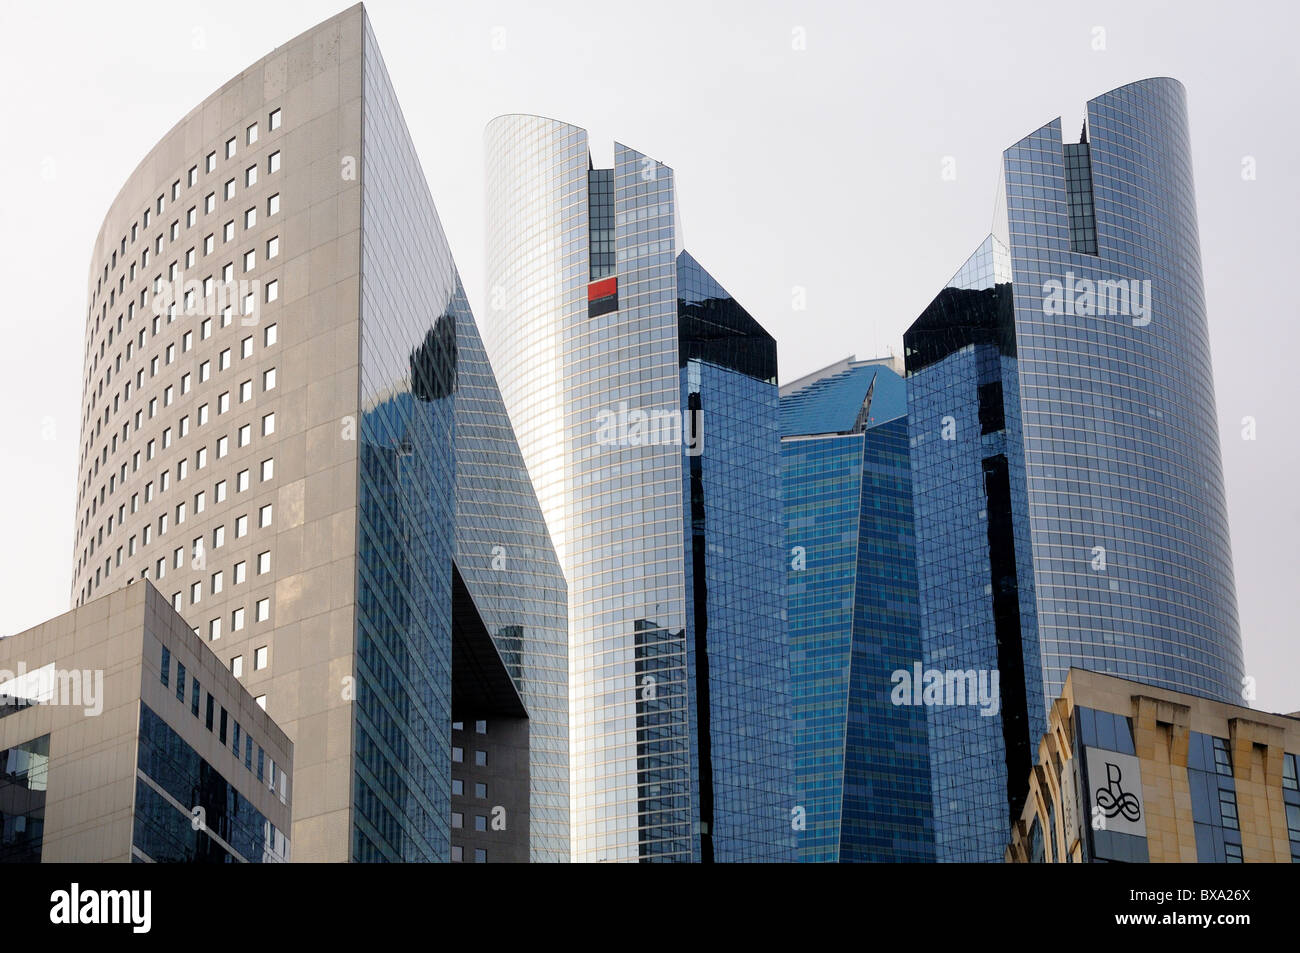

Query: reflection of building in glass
905;79;1246;862
68;7;566;863
781;357;934;862
486;117;793;861
1008;668;1300;863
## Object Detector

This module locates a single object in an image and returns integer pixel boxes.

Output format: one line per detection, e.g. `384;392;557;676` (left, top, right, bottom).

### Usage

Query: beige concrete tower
72;6;365;860
70;3;569;864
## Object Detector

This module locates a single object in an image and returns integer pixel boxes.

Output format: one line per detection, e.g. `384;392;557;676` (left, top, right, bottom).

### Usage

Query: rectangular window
191;678;201;717
268;108;281;131
205;693;214;730
232;655;243;678
160;646;170;687
268;151;280;174
268;194;280;216
225;137;237;159
176;662;186;702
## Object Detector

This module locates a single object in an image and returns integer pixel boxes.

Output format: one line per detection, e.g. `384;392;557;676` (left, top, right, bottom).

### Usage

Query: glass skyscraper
904;78;1246;861
71;8;567;862
782;357;934;862
485;117;794;861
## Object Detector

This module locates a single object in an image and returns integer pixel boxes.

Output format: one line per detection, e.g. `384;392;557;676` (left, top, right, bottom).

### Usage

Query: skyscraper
781;356;934;862
70;5;567;862
904;78;1246;861
484;116;794;861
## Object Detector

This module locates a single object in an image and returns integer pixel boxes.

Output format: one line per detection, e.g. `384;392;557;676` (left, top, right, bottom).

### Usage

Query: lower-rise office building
782;356;934;862
1007;668;1300;863
0;582;291;863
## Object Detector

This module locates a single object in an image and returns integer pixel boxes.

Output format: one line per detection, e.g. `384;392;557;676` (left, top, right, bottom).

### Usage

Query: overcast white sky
0;0;1295;711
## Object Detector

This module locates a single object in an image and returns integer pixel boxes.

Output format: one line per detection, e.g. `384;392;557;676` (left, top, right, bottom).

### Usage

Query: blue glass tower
782;358;934;862
354;27;569;862
678;252;793;862
905;79;1246;861
485;118;793;861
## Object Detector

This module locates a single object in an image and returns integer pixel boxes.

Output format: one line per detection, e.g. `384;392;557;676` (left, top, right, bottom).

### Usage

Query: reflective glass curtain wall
783;362;933;862
485;118;792;861
905;79;1245;862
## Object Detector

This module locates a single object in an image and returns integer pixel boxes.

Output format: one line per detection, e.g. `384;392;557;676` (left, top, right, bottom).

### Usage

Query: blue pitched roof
780;362;907;437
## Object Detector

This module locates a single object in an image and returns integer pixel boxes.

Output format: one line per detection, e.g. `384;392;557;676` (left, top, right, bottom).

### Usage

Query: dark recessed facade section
902;281;1015;376
677;250;777;384
450;568;529;863
588;276;618;317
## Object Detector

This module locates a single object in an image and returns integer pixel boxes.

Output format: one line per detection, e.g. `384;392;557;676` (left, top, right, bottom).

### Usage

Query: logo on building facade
1084;747;1146;838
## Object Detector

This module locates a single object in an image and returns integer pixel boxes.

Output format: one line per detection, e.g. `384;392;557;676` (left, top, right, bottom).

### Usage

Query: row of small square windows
83;491;274;601
92;174;280;316
82;313;279;489
81;108;287;500
158;642;285;803
82;373;277;525
77;320;279;580
90;108;282;315
82;218;282;436
79;385;277;570
83;419;276;550
79;456;275;604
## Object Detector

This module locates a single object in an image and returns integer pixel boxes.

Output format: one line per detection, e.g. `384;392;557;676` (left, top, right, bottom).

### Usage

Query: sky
0;0;1295;711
